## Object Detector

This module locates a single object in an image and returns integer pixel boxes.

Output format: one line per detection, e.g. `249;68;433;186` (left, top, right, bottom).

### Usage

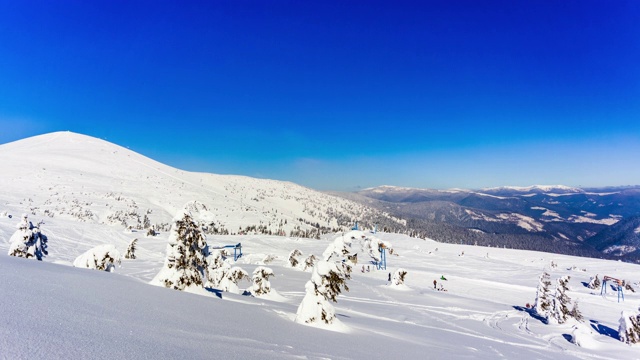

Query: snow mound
73;244;122;272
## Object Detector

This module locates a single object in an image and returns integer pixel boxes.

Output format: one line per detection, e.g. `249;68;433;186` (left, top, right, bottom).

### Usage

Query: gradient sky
1;1;639;191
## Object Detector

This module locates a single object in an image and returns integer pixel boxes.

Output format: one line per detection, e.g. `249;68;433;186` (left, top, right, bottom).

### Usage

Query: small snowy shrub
7;214;48;260
569;300;583;322
206;250;248;293
124;238;138;259
217;266;249;293
624;281;636;293
303;254;317;271
146;227;156;237
392;268;408;286
262;254;276;264
587;274;600;290
619;311;640;344
73;244;122;272
250;266;274;296
288;249;303;268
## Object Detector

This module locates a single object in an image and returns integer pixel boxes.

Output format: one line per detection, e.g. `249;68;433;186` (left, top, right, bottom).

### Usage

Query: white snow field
1;132;640;359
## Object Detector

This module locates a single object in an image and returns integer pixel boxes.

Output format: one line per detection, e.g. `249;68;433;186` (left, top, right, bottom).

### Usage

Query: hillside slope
0;132;403;242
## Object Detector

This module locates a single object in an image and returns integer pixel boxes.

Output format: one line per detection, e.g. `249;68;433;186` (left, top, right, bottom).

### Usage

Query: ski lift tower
376;244;387;270
601;276;625;302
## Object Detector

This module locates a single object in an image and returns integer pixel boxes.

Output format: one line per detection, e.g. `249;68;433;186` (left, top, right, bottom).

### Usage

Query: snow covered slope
2;230;640;359
0;131;402;241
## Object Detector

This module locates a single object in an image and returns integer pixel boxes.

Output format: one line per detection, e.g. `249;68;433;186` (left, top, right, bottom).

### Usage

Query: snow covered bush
73;244;122;272
8;214;48;261
391;268;408;286
250;266;274;296
624;280;636;293
303;254;317;271
534;271;552;321
288;249;303;268
295;260;352;325
218;266;249;293
146;227;156;237
322;232;353;261
569;300;583;322
151;207;209;290
620;311;640;344
124;238;138;259
261;254;276;264
205;250;248;293
587;274;600;290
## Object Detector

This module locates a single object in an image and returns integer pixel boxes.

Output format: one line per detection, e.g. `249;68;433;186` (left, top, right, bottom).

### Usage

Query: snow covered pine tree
534;271;553;322
151;209;208;291
295;232;354;326
620;310;640;344
551;275;571;324
391;268;408;286
8;214;47;260
124;238;138;259
250;266;275;296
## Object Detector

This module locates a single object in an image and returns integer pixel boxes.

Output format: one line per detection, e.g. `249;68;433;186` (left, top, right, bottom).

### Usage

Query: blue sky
1;1;638;190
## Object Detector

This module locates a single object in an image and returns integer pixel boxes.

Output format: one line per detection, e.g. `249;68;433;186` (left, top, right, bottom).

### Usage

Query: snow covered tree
7;214;48;260
620;310;640;344
151;210;208;291
624;280;636;293
303;254;317;271
392;268;408;286
295;260;352;325
587;274;601;290
73;244;121;272
218;266;249;293
322;233;352;261
146;226;157;237
205;249;248;293
551;275;571;324
569;300;583;322
534;271;553;321
250;266;274;296
288;249;303;268
124;238;138;259
296;231;360;326
261;254;276;264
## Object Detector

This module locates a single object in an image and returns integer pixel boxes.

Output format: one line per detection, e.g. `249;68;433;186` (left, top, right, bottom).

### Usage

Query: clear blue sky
1;0;639;190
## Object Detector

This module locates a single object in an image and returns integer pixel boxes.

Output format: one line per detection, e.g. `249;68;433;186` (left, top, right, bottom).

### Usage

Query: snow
567;215;619;226
496;213;545;232
73;244;122;271
2;132;640;358
483;185;583;193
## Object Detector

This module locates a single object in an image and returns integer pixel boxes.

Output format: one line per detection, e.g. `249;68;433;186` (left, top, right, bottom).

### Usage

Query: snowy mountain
0;131;403;246
3;132;640;358
344;185;640;261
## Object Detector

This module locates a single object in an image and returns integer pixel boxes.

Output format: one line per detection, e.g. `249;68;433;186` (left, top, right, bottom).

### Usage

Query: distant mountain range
333;185;640;262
